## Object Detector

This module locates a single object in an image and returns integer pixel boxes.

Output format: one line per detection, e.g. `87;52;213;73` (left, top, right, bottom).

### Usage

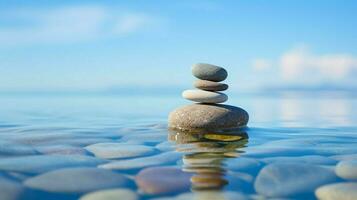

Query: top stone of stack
192;63;228;82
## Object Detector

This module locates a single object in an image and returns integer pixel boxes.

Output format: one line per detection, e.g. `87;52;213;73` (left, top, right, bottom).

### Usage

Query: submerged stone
262;155;337;165
0;177;28;200
254;163;338;198
24;167;131;194
168;104;249;132
35;145;89;156
85;143;154;159
315;182;357;200
136;166;192;195
0;155;106;174
0;141;38;156
336;160;357;180
99;152;181;170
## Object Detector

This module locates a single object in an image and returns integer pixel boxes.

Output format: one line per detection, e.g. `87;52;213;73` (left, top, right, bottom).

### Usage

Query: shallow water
0;92;356;200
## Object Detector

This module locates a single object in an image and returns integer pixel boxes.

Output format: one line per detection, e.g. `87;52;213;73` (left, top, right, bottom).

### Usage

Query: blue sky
1;0;357;92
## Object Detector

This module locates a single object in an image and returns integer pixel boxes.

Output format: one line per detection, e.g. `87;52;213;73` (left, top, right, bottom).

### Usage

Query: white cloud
114;13;162;35
0;5;164;46
252;58;272;71
280;45;357;80
252;45;357;83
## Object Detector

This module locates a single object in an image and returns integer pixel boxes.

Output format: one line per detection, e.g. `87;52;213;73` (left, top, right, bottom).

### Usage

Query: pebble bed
0;94;356;200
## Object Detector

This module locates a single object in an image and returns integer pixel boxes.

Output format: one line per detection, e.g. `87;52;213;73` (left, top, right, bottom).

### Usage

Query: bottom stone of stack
168;104;249;132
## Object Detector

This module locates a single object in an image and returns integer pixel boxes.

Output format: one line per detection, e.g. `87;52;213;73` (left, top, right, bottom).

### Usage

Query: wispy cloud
0;5;165;46
280;45;357;81
252;45;357;85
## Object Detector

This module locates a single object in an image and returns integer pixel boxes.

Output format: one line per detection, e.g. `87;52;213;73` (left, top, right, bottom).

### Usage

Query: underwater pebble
254;163;338;198
99;152;181;170
7;172;30;181
226;157;262;173
315;182;357;200
335;160;357;180
8;132;74;145
35;145;89;155
85;143;154;159
136;166;192;195
24;167;131;194
80;189;138;200
119;133;167;144
0;155;106;174
155;141;175;152
0;177;28;200
262;155;337;165
0;141;38;156
244;146;314;158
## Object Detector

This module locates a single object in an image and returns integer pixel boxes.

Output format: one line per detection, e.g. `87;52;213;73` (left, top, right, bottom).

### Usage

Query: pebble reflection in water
168;128;248;191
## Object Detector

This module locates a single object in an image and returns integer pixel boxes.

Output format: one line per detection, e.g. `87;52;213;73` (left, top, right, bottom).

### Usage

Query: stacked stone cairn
168;63;249;132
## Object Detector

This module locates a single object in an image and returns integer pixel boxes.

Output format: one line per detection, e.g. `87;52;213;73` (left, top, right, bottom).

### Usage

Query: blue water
0;92;356;200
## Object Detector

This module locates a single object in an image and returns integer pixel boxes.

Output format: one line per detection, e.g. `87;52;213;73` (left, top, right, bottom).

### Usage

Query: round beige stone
168;104;249;132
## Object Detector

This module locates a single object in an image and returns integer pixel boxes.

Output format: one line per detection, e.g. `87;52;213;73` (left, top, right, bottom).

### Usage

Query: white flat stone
99;152;181;170
182;90;227;103
135;166;192;195
24;167;131;194
0;155;106;174
254;163;338;198
315;182;357;200
85;143;154;159
36;145;89;156
336;160;357;180
80;189;138;200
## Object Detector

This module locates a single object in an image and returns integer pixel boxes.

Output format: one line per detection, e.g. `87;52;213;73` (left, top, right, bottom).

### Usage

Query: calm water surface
0;93;356;200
